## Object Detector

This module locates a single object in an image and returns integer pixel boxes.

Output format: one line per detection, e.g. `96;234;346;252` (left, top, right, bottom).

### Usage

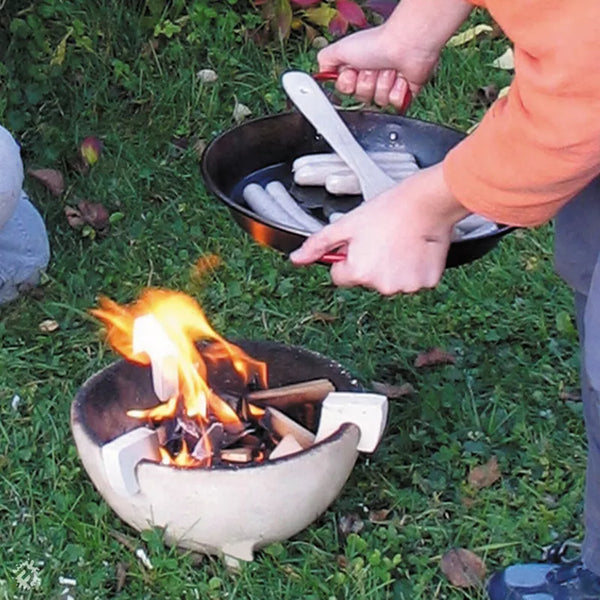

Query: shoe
487;559;600;599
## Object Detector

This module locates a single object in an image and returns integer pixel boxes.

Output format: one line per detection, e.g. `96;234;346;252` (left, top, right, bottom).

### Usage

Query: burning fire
91;289;268;467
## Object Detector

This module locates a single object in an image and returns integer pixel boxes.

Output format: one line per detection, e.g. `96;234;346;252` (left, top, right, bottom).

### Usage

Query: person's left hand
289;164;469;295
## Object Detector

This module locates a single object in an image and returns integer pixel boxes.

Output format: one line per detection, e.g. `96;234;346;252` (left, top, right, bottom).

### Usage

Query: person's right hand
317;0;474;110
317;23;440;112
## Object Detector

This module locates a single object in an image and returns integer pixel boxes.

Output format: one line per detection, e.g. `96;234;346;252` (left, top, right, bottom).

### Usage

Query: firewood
260;407;315;449
246;378;335;409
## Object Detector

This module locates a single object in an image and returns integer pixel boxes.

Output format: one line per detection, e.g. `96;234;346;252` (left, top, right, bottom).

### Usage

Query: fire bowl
71;340;363;563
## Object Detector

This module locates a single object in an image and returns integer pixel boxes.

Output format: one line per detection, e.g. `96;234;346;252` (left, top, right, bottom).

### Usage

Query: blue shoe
487;560;600;599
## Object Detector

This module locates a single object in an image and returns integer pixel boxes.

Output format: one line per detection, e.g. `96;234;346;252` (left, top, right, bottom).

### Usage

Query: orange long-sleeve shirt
443;0;600;227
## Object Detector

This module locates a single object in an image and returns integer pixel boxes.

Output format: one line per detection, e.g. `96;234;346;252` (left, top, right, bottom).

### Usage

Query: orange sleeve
443;0;600;227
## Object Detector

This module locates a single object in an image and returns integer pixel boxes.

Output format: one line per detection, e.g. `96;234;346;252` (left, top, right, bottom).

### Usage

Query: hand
318;26;436;111
316;0;472;111
289;164;469;295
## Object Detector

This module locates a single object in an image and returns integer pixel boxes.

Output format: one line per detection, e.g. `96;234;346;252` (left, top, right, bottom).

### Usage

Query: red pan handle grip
320;252;347;263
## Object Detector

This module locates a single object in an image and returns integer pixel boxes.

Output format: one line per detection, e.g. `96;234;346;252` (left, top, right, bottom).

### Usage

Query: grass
0;3;585;599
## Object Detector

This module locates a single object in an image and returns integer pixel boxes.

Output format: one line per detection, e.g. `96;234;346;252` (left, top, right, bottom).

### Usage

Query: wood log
246;378;335;409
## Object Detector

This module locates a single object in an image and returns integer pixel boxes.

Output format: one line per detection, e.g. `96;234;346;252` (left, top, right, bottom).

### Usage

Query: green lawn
0;3;585;599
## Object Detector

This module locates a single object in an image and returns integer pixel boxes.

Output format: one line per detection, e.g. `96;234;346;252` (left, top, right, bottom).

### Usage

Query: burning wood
269;433;303;460
259;406;316;449
220;447;253;463
246;378;335;409
132;314;178;402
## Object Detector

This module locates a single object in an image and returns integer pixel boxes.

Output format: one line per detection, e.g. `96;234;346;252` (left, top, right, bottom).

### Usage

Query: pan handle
320;252;347;264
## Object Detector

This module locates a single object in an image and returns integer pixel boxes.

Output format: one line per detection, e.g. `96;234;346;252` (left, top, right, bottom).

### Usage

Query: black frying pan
201;110;513;268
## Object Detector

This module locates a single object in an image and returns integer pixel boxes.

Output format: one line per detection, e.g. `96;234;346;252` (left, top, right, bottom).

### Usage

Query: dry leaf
80;136;103;166
39;319;59;333
498;86;511;99
474;84;498;107
312;36;329;49
468;456;501;490
109;530;137;552
371;381;415;398
65;205;85;228
77;200;110;230
336;554;349;569
368;508;392;523
338;513;364;536
311;311;337;323
559;390;580;401
197;68;218;83
447;24;493;47
233;101;252;123
461;496;476;509
193;138;207;160
414;347;456;368
467;122;480;134
115;562;129;593
28;168;65;197
192;254;222;278
491;47;515;70
440;548;486;588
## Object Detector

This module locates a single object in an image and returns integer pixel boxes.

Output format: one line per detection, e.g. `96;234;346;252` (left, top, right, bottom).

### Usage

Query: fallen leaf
79;136;103;166
461;496;476;509
171;136;189;151
310;311;337;323
192;254;222;278
328;11;349;36
276;0;293;40
466;122;480;134
366;0;397;19
491;46;515;70
50;30;71;66
473;84;498;107
337;0;367;28
368;508;392;523
233;100;252;124
65;205;85;228
115;562;129;593
414;347;456;368
447;24;493;47
28;168;65;197
39;319;59;333
77;200;110;230
193;138;207;160
338;513;364;536
109;530;137;553
336;554;349;569
371;381;415;398
311;35;329;50
305;5;337;28
468;456;501;490
559;390;580;402
489;20;505;40
440;548;486;588
498;85;510;98
197;68;218;83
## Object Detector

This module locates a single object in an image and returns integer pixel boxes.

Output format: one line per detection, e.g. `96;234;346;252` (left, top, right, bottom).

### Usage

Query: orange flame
91;289;268;467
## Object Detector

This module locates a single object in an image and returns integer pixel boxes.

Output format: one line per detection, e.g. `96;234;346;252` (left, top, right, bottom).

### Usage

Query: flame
91;289;267;467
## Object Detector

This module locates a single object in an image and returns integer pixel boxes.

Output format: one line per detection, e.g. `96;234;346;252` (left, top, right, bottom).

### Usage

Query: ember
90;289;337;468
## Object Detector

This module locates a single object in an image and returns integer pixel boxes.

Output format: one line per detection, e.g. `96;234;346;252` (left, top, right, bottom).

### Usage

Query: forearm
382;0;473;53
